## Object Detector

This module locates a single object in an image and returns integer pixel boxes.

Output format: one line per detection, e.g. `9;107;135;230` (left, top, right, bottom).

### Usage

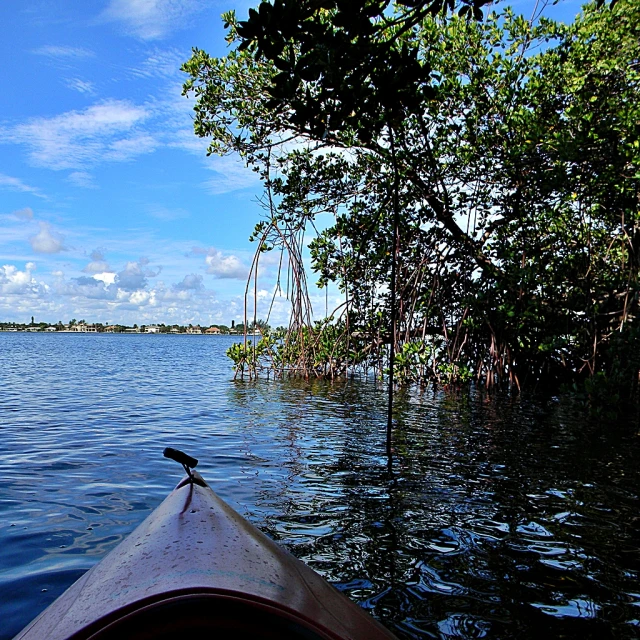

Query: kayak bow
15;455;398;640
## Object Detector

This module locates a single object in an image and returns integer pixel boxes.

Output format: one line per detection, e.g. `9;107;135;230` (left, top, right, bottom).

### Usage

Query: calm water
1;333;639;639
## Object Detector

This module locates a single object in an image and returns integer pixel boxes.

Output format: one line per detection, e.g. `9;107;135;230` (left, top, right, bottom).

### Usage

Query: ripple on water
419;528;465;555
0;569;88;640
531;597;601;619
1;333;639;640
438;613;492;639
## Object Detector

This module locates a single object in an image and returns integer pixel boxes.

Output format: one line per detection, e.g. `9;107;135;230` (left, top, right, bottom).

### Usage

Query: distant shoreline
0;330;245;335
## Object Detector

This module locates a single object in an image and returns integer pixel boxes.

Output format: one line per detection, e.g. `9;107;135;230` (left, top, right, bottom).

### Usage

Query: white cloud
65;276;117;300
0;261;251;326
0;263;44;296
202;157;260;195
13;207;34;220
93;272;116;285
169;127;208;154
146;204;189;220
115;258;161;291
29;222;66;254
32;45;95;59
5;100;149;170
64;78;95;95
83;249;112;274
129;289;152;305
105;134;157;161
173;273;203;291
101;0;205;40
68;171;97;189
2;79;256;195
203;248;248;280
0;173;44;197
130;48;187;78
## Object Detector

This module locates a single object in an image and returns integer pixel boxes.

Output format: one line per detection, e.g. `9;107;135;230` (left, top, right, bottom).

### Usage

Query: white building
72;323;98;332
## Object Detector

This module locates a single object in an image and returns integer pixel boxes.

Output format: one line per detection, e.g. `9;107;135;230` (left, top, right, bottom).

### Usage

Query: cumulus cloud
173;273;203;291
83;249;112;274
129;289;153;305
93;272;116;285
29;222;66;254
117;262;148;291
101;0;205;40
203;248;248;280
5;100;150;170
14;207;34;220
0;264;252;326
62;276;117;300
0;263;36;294
115;258;161;291
0;263;50;302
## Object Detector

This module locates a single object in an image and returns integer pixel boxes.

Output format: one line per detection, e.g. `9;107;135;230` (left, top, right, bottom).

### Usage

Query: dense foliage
183;0;640;398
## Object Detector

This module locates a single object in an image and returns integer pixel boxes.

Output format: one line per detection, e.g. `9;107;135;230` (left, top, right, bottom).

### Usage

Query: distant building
170;327;181;333
186;326;202;334
45;326;57;332
205;326;220;334
104;326;117;333
73;323;98;332
146;325;160;333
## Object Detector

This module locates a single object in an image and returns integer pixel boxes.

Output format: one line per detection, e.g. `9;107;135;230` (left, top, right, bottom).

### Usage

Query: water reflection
229;379;640;638
1;334;639;639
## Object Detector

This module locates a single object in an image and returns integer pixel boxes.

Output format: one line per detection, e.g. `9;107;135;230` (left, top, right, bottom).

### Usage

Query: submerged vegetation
183;0;639;400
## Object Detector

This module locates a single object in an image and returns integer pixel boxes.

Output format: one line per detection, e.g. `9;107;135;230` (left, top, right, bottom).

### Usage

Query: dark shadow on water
226;379;640;639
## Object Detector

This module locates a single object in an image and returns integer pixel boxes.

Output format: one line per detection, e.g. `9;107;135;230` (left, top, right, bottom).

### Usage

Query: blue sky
0;0;584;326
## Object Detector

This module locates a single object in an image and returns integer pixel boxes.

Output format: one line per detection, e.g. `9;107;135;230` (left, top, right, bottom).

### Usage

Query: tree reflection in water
227;379;640;639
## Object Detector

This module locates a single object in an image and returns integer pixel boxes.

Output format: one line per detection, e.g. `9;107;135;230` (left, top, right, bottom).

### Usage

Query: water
1;332;639;639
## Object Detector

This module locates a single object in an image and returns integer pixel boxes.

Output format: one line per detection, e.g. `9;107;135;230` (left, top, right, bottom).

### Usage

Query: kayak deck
16;473;398;640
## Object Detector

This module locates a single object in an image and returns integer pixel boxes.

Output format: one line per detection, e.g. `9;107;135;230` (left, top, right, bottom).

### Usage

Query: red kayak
15;449;398;640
